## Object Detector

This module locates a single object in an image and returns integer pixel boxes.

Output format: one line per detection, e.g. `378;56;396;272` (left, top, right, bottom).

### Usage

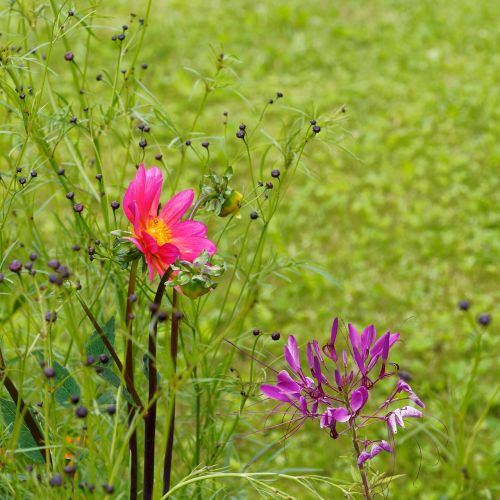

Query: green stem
351;426;372;500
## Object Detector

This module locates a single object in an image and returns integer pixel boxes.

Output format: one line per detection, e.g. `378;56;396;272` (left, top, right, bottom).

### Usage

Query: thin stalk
76;294;144;411
0;364;48;464
351;426;372;500
143;269;172;500
162;290;180;495
125;260;139;500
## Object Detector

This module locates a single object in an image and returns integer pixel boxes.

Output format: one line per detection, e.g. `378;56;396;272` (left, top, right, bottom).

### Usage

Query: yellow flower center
146;217;172;245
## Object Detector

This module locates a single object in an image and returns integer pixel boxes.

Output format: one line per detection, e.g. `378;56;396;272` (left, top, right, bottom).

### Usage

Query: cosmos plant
261;318;425;499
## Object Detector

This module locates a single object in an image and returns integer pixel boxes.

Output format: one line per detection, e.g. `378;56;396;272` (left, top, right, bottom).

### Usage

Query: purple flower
260;317;424;466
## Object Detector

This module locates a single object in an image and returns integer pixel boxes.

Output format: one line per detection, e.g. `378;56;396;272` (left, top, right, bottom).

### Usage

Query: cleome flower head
123;164;216;281
261;318;424;465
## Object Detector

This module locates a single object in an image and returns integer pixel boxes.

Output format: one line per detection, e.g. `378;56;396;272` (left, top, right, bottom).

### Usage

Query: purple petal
330;317;339;345
410;395;426;408
348;323;361;351
299;396;308;415
276;370;301;394
357;451;372;465
334;369;342;388
394;408;405;428
370;444;383;457
387;413;397;434
396;380;412;393
361;325;376;355
313;340;325;365
306;343;314;373
284;336;301;373
400;405;423;419
261;384;289;403
332;407;350;422
379;440;393;453
353;346;366;375
320;410;331;428
350;386;369;412
342;350;348;367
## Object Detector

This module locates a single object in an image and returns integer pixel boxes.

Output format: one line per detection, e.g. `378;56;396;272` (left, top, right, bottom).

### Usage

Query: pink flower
123;164;216;281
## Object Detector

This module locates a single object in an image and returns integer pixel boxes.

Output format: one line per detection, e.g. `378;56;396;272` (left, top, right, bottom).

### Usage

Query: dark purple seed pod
45;311;57;322
99;354;109;364
127;313;135;321
258;181;264;187
201;141;209;149
96;74;103;81
16;166;22;173
118;33;125;41
312;125;321;134
49;474;63;487
95;173;103;181
154;153;163;161
141;63;148;69
223;111;228;116
9;260;22;273
110;201;120;210
85;356;95;366
69;116;77;124
102;483;114;494
265;181;273;189
49;274;62;285
252;328;261;336
48;259;60;269
64;464;77;475
157;310;168;322
26;464;34;472
271;332;281;341
29;252;38;261
239;123;246;130
24;262;33;271
139;139;147;148
276;91;283;98
0;273;5;283
128;293;138;303
137;123;145;131
73;203;84;213
148;302;159;314
68;9;75;16
43;366;56;378
75;281;82;290
19;177;26;185
66;192;74;200
458;300;470;311
111;35;117;41
143;125;150;133
106;405;116;415
30;171;37;178
64;51;74;61
250;211;258;220
95;365;103;374
268;99;274;104
19;93;26;100
309;119;317;125
185;140;191;146
477;313;491;326
95;239;101;246
122;24;128;31
57;167;65;175
236;130;245;139
75;406;88;418
57;265;70;278
70;394;80;404
88;246;95;256
72;244;81;251
271;169;280;178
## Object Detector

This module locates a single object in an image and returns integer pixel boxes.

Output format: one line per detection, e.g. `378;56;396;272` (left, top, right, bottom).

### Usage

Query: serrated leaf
0;398;44;464
53;361;80;407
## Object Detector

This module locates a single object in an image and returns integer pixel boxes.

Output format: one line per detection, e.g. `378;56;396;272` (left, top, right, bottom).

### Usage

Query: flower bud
219;190;243;217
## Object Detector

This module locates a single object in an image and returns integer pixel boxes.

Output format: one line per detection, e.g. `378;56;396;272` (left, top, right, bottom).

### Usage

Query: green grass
1;0;499;498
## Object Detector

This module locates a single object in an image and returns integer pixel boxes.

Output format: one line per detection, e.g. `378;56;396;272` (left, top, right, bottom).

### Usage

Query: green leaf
85;317;115;360
53;361;80;407
0;398;44;464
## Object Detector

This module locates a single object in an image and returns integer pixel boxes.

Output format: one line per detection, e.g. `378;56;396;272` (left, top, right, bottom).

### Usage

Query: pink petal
361;325;376;354
400;405;423;419
169;220;208;238
123;164;163;226
168;233;216;262
159;189;195;226
330;317;338;346
379;440;393;453
276;370;301;394
387;413;397;434
348;323;361;351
